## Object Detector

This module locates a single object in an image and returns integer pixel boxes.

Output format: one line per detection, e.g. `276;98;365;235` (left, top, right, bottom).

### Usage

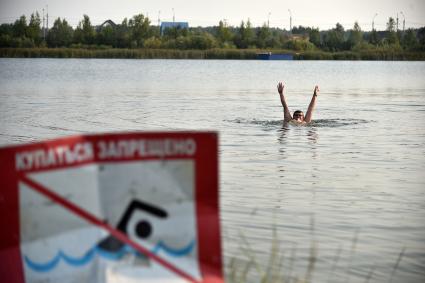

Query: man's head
293;110;304;122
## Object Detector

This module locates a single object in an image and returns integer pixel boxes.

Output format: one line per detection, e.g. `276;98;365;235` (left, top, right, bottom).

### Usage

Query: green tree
163;26;188;40
256;23;271;48
368;29;379;45
97;25;116;46
308;28;320;47
323;23;345;51
418;27;425;50
115;18;131;48
348;22;362;49
13;15;27;38
163;35;190;49
143;36;162;48
0;23;13;36
47;18;73;47
0;24;13;47
401;29;418;50
216;20;233;47
188;32;217;49
234;19;255;48
284;39;315;51
292;25;311;35
386;17;396;32
0;34;12;47
128;13;150;47
267;30;286;48
149;24;160;38
74;15;95;45
385;17;398;44
244;19;255;47
27;12;41;45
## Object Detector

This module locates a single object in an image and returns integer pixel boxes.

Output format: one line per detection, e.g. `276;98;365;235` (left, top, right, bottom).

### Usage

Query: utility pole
158;10;161;36
158;10;161;26
267;12;271;28
172;8;175;23
46;5;49;34
372;13;378;31
42;8;45;40
396;12;399;31
288;9;292;34
400;11;405;33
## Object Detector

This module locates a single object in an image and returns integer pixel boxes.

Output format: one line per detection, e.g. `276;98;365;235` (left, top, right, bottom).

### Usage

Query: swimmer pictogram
97;199;168;253
18;175;199;282
23;197;196;272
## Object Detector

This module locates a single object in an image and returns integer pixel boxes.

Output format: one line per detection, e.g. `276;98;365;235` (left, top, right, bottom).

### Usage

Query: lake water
1;58;425;283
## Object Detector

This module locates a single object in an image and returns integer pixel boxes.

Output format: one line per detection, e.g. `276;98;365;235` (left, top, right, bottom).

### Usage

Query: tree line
1;12;425;52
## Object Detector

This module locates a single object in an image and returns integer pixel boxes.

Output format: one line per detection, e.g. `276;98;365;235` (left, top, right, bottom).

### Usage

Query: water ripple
24;239;196;272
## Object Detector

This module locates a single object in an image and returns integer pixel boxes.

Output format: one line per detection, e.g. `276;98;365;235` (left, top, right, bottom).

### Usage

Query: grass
226;219;407;283
228;228;294;283
0;47;258;60
295;50;425;60
227;217;318;283
389;247;406;283
1;47;425;60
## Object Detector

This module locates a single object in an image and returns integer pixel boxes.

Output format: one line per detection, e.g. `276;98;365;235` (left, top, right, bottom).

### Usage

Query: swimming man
277;82;319;124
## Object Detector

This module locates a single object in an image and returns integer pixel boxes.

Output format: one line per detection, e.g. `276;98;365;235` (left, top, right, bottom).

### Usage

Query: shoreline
1;48;425;61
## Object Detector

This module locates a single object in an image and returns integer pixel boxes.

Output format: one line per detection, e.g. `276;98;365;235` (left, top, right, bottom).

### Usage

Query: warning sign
0;132;222;283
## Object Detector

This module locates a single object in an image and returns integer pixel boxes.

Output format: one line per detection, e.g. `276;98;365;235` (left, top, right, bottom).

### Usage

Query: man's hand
314;85;319;96
277;82;291;122
305;85;319;123
277;82;284;95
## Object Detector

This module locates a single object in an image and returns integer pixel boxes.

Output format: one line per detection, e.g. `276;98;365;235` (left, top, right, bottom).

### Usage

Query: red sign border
0;131;222;283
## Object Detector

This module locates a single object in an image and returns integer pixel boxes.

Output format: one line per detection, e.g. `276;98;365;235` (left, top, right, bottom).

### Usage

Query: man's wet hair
293;110;304;116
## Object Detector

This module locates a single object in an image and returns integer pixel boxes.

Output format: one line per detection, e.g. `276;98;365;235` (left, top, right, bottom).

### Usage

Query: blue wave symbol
24;239;196;272
24;253;61;272
152;240;196;257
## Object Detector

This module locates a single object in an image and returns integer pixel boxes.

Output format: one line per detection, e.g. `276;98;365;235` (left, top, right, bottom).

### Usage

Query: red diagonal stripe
19;174;199;283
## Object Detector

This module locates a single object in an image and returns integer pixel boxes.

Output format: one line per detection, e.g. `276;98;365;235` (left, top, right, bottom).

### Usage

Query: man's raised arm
304;85;319;123
277;82;292;122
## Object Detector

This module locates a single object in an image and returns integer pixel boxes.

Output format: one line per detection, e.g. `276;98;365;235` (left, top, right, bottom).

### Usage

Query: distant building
160;22;189;35
96;20;117;31
289;34;309;41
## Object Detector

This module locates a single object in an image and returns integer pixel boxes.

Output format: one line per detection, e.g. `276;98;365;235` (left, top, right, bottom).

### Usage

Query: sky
0;0;424;31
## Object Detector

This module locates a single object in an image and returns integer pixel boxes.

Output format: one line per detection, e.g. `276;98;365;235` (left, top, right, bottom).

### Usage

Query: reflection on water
277;123;319;146
310;118;371;127
1;59;425;283
306;129;319;144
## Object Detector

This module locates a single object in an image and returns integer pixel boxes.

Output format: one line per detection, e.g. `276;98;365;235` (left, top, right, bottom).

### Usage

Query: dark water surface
1;59;425;282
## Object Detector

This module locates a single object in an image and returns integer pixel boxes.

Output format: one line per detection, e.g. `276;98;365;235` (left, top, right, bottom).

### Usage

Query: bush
284;39;316;51
144;37;162;49
188;33;218;50
21;37;35;48
10;37;23;47
351;42;377;52
0;34;12;47
221;41;237;49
